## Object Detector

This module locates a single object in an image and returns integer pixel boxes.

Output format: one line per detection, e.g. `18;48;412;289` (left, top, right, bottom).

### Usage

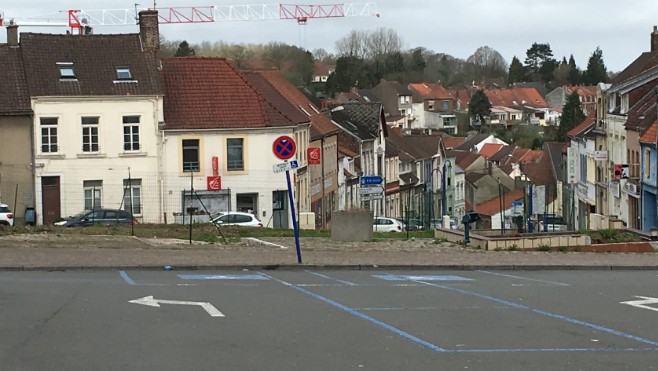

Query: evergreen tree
539;58;558;84
583;47;609;85
325;56;375;95
568;55;581;85
558;91;586;141
174;41;196;57
524;42;553;80
468;89;492;126
508;56;525;84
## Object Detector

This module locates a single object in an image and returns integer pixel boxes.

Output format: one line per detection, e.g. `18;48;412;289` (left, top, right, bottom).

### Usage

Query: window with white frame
40;117;58;153
123;116;140;151
81;116;99;152
645;148;651;180
400;96;405;104
182;139;200;172
83;180;102;210
227;138;244;171
115;66;132;80
123;179;142;214
57;62;76;79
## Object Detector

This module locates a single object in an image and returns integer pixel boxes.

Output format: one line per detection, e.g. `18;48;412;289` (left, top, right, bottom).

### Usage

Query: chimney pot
652;26;658;52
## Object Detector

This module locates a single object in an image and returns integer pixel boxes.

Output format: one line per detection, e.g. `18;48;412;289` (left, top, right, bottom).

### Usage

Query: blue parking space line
304;270;357;286
259;272;446;352
452;347;658;353
118;271;136;285
413;279;658;348
374;274;473;281
477;270;570;286
178;274;268;280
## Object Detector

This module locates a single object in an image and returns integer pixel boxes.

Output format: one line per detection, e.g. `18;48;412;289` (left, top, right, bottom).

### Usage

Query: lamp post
429;160;451;228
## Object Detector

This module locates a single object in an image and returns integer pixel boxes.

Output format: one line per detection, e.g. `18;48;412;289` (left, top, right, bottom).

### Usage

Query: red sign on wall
212;156;219;176
308;147;321;165
207;176;221;191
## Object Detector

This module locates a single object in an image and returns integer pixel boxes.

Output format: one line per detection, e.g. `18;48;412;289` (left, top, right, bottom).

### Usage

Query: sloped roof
639;122;657;144
448;149;482;170
455;133;489;151
0;45;30;114
483;87;547;109
20;33;163;97
241;70;310;123
245;69;338;138
313;61;335;76
479;143;504;159
476;188;525;216
377;79;412;96
489;145;516;164
387;127;441;161
567;116;595;139
408;82;453;101
612;52;658;85
329;103;384;141
162;57;303;130
544;141;566;181
520;150;555;186
625;89;656;132
442;136;466;149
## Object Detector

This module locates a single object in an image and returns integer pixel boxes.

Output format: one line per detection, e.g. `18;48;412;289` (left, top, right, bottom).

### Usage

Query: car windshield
70;210;92;219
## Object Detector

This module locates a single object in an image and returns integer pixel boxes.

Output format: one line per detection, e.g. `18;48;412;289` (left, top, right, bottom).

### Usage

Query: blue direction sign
360;175;383;185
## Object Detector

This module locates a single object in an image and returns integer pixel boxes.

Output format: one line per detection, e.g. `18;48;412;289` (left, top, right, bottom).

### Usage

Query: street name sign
360;175;383;185
360;186;384;195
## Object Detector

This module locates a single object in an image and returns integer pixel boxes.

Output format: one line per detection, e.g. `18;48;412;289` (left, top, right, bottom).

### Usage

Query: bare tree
312;48;335;63
335;30;369;58
364;27;404;61
466;46;508;79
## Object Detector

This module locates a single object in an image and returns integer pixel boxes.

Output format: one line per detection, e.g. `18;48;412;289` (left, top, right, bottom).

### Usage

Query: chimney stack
7;24;18;47
652;26;658;52
139;10;159;55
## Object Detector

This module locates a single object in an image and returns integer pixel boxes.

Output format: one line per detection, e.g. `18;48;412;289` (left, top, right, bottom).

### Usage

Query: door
41;176;61;225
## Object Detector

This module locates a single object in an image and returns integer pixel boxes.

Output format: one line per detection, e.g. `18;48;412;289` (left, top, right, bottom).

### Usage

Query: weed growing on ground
538;244;551;252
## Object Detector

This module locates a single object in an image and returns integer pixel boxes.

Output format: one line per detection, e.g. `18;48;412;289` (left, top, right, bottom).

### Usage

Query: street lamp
429;160;451;228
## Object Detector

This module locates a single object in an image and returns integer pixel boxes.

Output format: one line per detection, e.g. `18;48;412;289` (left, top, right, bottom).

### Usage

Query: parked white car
373;217;403;232
210;211;263;227
0;203;14;226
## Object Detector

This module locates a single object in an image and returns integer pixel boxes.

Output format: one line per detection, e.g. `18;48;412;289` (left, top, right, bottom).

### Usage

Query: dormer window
116;66;132;80
57;62;76;79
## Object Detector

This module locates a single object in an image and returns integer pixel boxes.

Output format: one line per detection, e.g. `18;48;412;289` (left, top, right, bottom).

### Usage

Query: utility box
331;210;373;242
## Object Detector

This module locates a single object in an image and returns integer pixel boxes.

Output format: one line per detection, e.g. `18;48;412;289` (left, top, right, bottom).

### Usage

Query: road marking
621;296;658;313
477;270;569;286
411;279;658;347
374;274;473;281
178;274;267;280
304;270;357;286
259;272;446;352
129;296;224;317
119;271;136;285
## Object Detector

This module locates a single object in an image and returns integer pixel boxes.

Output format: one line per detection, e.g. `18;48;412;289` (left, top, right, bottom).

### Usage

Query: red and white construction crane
1;3;379;34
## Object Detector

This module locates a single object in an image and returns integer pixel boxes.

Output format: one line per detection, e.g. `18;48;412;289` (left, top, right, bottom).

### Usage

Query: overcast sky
3;0;658;72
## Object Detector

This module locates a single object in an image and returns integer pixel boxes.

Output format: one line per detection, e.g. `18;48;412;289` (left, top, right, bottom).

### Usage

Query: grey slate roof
20;33;163;97
455;133;489;151
0;45;30;114
329;103;384;141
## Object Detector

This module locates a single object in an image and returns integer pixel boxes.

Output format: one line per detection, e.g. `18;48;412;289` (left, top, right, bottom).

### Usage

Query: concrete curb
243;237;289;249
4;264;658;271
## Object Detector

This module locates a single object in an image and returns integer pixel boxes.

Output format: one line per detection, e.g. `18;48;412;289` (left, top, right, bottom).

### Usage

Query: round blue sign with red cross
272;135;296;160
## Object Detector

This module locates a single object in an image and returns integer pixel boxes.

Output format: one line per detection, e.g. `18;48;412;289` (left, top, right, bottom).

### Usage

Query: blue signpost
273;136;302;263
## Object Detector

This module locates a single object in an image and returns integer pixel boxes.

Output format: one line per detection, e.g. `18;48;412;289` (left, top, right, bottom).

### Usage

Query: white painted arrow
620;296;658;313
129;296;225;317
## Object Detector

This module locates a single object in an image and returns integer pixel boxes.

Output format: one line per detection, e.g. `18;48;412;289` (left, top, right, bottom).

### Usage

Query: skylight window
116;66;132;80
57;62;76;79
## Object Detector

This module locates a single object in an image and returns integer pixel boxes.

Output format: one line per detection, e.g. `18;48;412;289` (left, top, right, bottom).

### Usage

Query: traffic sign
360;175;383;185
273;160;300;173
272;135;296;160
361;194;383;201
360;186;384;195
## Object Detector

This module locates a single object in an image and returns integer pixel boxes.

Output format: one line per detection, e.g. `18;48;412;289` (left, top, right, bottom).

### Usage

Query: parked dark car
56;209;137;227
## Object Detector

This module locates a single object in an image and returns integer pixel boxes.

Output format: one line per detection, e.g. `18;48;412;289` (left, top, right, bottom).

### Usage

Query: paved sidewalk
1;234;658;270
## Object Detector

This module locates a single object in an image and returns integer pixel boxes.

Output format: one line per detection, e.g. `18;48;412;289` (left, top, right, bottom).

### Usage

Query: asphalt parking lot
1;269;657;370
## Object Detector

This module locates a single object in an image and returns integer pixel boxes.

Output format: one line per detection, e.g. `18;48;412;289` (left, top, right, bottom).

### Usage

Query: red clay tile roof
162;57;303;130
476;188;525;216
443;136;465;149
483;87;547;109
313;61;335;76
479;143;504;159
0;46;30;114
408;83;453;100
639;122;658;144
567;116;595;138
